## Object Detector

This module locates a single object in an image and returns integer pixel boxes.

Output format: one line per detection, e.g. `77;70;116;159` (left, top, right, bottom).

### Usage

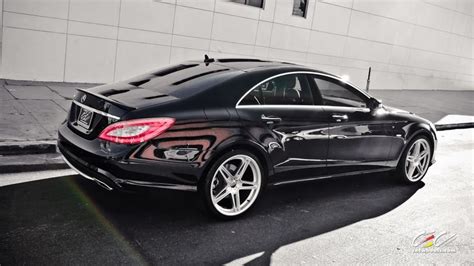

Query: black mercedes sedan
58;57;437;219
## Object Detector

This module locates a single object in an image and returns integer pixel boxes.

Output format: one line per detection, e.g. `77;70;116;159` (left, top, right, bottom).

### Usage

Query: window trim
235;71;371;109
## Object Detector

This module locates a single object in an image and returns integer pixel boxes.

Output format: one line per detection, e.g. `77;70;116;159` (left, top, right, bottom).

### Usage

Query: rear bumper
58;124;198;192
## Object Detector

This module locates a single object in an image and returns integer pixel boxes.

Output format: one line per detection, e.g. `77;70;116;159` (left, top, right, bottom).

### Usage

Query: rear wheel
199;150;264;219
397;136;432;183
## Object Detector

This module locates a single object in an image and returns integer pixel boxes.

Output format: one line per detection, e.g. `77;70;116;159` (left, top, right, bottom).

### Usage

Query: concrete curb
435;123;474;131
0;153;68;173
0;141;57;156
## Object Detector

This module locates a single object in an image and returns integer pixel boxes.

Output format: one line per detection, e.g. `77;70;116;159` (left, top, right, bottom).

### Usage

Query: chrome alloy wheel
210;154;262;216
405;138;431;182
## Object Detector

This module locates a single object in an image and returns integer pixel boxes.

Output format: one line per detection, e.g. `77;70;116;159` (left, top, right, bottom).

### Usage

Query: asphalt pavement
0;129;472;265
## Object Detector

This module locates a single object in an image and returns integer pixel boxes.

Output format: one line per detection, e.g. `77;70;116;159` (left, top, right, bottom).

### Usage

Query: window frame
292;0;308;18
236;71;371;111
307;74;370;108
229;0;265;9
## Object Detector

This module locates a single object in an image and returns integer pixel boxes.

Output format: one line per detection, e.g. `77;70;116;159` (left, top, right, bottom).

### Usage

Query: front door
307;74;393;175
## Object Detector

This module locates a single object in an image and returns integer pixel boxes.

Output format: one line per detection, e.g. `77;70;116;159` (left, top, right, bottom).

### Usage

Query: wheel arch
200;138;273;184
398;123;436;165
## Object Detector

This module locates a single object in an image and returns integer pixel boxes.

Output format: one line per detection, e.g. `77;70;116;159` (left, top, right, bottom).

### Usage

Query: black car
58;57;437;219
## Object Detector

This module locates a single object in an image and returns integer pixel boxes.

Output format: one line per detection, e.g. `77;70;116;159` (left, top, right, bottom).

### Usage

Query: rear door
307;74;393;175
236;73;330;184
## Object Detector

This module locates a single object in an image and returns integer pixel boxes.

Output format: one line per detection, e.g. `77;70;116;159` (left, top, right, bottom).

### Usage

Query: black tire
199;149;265;219
396;135;432;184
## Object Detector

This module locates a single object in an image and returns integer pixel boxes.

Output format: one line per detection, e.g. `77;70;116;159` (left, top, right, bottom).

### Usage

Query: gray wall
0;0;473;90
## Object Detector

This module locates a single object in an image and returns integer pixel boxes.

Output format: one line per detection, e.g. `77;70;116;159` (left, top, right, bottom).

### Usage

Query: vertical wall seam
112;0;122;82
267;0;279;60
207;0;218;54
62;0;71;82
168;1;178;64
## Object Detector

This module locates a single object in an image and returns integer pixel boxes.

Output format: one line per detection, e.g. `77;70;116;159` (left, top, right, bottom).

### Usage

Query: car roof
88;58;342;109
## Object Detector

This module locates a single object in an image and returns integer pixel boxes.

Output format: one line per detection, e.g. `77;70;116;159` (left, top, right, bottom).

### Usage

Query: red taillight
99;118;175;144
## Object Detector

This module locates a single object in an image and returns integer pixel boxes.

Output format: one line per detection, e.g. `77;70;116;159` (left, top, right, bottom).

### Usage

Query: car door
307;74;394;175
236;73;330;184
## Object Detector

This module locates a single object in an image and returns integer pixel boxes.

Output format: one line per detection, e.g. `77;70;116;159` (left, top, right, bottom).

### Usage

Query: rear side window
239;74;314;106
311;76;367;108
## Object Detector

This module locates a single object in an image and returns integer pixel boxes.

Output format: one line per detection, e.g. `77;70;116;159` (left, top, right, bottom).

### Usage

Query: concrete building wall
0;0;472;90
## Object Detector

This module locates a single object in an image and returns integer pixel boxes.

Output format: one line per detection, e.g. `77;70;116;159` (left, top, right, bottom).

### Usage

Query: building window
230;0;264;8
292;0;307;17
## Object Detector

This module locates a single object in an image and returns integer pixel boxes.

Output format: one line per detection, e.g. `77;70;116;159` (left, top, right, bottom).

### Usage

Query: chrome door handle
331;114;348;122
261;114;282;124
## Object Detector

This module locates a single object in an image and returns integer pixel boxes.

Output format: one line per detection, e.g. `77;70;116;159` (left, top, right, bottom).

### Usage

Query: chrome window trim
73;100;121;120
235;71;371;108
236;104;370;113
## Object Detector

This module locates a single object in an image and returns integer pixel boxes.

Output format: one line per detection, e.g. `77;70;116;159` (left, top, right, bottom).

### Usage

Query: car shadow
0;172;423;265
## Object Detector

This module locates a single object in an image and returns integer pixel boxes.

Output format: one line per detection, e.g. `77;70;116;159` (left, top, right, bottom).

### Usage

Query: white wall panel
172;35;210;51
312;2;350;35
64;35;116;83
69;0;120;26
343;37;392;63
177;0;215;11
255;21;272;47
68;21;117;39
1;28;66;81
114;41;171;81
270;24;310;52
118;28;172;46
4;0;69;19
308;31;346;57
170;47;207;64
173;6;213;38
3;12;67;33
120;0;175;33
211;13;258;45
348;11;401;44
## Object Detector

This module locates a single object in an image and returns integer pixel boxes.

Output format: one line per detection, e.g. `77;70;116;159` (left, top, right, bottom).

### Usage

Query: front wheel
199;150;264;219
397;136;432;184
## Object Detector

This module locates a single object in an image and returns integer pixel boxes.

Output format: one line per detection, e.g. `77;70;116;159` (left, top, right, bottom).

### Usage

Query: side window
239;74;314;106
311;76;367;108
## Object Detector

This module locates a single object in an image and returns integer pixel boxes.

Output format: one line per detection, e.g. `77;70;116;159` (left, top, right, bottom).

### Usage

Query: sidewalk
0;79;99;143
0;79;473;172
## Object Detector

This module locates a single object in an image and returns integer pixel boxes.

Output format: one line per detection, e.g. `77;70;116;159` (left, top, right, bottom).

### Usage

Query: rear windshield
126;63;237;97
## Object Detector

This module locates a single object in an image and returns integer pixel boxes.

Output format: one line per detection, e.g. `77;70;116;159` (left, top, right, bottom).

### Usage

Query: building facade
0;0;473;90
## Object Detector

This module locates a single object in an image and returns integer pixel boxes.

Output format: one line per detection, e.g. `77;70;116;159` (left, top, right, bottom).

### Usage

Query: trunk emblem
80;94;87;103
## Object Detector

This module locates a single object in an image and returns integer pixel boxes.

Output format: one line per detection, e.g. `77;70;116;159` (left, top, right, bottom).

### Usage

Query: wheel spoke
214;188;230;203
219;166;233;184
416;164;424;173
407;155;415;162
407;163;416;178
235;158;250;179
239;185;257;191
419;150;429;159
240;180;257;191
413;142;421;157
231;192;241;211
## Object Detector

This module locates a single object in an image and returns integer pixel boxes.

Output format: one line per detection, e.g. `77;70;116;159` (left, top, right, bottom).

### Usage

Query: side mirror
368;97;382;110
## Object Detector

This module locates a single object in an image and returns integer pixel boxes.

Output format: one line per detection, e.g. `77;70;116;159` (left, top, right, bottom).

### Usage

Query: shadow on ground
0;172;423;265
